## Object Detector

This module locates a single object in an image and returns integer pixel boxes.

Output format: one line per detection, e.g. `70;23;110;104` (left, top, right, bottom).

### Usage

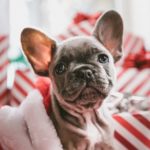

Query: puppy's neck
50;95;115;150
51;95;104;129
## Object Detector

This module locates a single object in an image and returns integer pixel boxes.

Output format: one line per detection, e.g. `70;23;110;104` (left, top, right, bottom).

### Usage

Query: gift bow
123;50;150;69
73;12;101;24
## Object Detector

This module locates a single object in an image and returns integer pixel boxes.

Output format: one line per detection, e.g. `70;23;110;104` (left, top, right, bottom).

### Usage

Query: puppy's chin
76;88;101;102
65;87;108;109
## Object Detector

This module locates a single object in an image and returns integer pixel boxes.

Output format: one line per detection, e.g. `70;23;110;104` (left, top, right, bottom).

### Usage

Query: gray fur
21;10;123;150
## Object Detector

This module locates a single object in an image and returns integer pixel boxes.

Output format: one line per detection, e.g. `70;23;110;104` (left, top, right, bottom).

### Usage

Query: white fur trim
0;90;63;150
20;90;63;150
0;106;33;150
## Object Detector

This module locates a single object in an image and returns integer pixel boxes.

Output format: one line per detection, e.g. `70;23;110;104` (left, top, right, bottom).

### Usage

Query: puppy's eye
55;63;67;75
98;54;109;63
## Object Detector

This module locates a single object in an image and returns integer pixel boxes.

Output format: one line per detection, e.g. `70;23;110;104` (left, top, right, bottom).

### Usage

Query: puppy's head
21;10;123;110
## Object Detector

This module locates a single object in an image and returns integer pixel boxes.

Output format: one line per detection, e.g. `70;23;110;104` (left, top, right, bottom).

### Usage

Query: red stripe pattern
133;114;150;129
113;112;150;150
116;67;150;98
0;35;9;106
115;131;138;150
10;69;36;106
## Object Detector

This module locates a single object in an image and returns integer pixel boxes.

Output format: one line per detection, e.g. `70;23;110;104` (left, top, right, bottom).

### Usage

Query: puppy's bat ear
92;10;123;62
21;28;56;76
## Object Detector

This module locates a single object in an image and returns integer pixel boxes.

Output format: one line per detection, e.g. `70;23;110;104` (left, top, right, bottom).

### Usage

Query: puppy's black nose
76;69;93;81
85;70;93;79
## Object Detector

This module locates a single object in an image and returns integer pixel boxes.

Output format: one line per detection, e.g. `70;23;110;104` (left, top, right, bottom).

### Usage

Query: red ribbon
73;12;101;24
35;77;52;113
123;49;150;69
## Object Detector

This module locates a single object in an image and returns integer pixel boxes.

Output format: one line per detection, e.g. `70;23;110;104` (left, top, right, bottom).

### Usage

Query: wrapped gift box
10;68;36;106
113;111;150;150
116;67;150;98
0;35;9;107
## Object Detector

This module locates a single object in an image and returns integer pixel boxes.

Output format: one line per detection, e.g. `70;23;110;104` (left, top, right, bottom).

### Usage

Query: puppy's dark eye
55;63;67;75
98;54;109;63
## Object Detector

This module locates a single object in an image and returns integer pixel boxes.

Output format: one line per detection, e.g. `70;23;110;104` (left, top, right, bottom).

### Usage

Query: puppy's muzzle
74;67;95;83
63;64;111;106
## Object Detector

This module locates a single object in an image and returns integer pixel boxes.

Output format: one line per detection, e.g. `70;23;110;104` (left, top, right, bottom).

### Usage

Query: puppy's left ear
21;28;56;76
93;10;123;62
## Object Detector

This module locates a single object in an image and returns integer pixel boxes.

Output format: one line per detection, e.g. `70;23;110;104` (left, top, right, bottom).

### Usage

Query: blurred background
0;0;150;105
0;1;150;149
7;0;150;59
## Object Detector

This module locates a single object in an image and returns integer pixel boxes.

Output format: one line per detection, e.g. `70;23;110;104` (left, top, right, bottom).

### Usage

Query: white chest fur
84;112;102;148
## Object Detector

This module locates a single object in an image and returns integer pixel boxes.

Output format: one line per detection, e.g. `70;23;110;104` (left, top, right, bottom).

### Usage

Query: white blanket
0;90;63;150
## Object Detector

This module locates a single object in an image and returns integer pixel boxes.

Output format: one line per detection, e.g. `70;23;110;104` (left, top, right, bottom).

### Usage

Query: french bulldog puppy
21;10;123;150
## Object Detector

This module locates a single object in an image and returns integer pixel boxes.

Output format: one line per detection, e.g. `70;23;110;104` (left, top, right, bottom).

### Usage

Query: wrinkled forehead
56;36;110;59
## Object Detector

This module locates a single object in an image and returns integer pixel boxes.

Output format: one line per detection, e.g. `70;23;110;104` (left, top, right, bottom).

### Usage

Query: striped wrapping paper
116;67;150;98
10;68;36;106
118;33;145;66
113;111;150;150
0;35;9;106
57;19;92;41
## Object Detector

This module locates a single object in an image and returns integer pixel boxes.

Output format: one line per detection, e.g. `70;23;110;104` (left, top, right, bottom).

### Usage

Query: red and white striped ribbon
10;69;36;106
113;111;150;150
0;35;9;106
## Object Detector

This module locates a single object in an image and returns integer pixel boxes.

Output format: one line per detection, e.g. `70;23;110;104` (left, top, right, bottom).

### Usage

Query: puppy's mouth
75;87;103;106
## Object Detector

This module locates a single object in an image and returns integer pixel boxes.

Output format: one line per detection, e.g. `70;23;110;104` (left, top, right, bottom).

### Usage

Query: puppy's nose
85;70;93;80
76;69;93;81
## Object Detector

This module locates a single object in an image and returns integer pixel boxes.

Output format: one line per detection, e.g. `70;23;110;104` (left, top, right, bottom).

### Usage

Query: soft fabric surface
0;90;62;150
